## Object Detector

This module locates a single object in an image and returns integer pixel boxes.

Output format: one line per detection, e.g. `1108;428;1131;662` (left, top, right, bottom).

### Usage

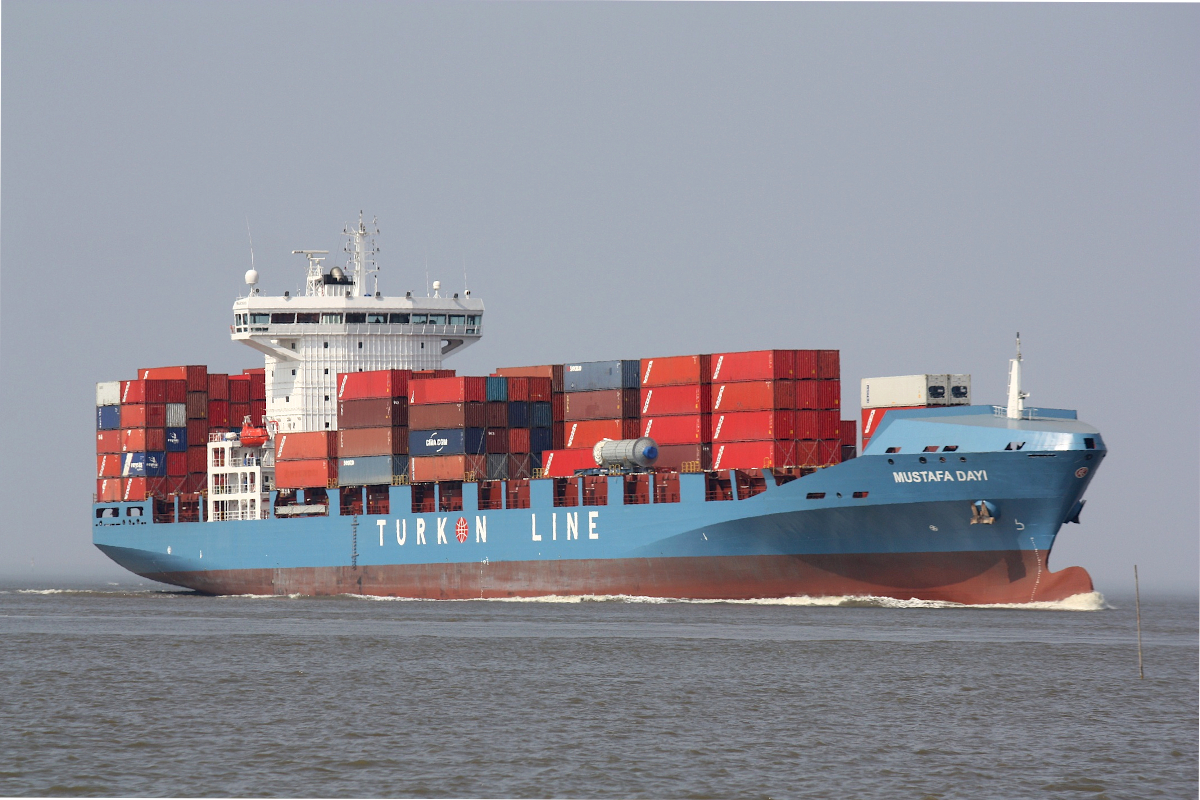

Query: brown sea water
1;584;1195;799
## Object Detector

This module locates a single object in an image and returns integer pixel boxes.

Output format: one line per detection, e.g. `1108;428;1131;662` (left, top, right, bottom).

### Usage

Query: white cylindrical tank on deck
593;437;659;468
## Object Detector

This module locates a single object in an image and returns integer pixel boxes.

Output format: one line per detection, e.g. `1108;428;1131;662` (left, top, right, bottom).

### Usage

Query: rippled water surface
1;583;1195;799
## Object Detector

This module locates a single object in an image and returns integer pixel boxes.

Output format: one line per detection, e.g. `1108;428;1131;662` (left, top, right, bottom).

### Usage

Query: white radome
245;269;259;286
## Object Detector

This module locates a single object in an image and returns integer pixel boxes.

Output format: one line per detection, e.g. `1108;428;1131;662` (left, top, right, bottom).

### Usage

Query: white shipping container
948;374;972;405
96;381;120;407
166;403;187;428
861;374;951;409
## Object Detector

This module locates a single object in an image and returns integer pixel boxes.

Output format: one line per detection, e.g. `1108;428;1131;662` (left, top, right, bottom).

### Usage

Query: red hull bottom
144;551;1094;605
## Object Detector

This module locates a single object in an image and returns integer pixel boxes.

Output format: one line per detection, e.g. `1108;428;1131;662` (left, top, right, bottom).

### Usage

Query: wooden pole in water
1134;565;1144;680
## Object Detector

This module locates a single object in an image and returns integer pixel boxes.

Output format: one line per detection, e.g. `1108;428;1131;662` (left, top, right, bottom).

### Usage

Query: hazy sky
3;2;1196;595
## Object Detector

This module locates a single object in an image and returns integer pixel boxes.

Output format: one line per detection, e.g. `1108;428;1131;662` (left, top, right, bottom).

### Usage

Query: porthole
887;458;894;465
919;456;927;464
939;457;946;463
959;457;966;462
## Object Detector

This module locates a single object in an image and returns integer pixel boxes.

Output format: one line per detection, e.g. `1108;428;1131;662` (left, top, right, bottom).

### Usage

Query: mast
343;212;379;298
1006;333;1028;419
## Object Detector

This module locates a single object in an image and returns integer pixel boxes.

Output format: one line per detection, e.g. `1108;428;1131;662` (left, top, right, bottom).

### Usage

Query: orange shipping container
336;369;412;401
275;431;337;461
96;478;122;502
120;404;166;429
640;414;710;445
639;354;712;388
409;454;487;483
138;365;208;392
97;454;122;478
409;377;487;405
120;379;168;404
711;410;795;442
96;430;122;454
710;350;795;382
121;428;165;452
540;448;599;477
337;427;408;457
639;384;711;416
562;419;637;449
274;459;337;490
122;477;148;502
711;381;794;413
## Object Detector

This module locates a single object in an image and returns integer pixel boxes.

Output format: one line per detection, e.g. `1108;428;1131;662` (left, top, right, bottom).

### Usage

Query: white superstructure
206;433;273;521
231;214;484;433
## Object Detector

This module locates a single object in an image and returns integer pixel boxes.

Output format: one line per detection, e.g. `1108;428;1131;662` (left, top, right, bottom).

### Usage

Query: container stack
859;374;971;450
540;360;640;477
95;380;123;501
275;431;338;489
407;376;488;482
637;354;713;472
142;365;211;494
336;369;412;486
794;350;842;467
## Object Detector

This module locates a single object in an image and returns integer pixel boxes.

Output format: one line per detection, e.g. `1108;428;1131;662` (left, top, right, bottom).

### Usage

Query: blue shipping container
562;360;640;392
530;402;552;428
486;376;509;402
122;451;167;478
530;427;553;454
508;401;529;428
408;428;487;456
338;455;395;486
97;405;121;430
165;428;188;452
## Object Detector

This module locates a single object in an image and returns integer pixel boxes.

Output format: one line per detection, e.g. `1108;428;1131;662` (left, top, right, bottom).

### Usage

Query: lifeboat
238;415;269;448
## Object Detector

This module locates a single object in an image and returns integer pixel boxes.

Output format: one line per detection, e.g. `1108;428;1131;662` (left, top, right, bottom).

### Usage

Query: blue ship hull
93;407;1104;604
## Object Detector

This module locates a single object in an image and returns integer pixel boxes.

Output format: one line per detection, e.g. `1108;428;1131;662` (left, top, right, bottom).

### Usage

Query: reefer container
408;428;487;456
139;365;207;392
948;374;972;405
338;427;408;457
640;384;712;416
640;354;712;387
710;350;795;382
540;448;599;477
641;414;711;445
409;377;486;405
861;375;952;409
409;401;485;430
275;431;337;461
274;459;337;490
711;410;795;442
96;381;120;407
710;381;792;413
338;397;409;429
711;440;796;471
563;389;640;421
96;405;121;430
562;360;640;392
337;369;411;401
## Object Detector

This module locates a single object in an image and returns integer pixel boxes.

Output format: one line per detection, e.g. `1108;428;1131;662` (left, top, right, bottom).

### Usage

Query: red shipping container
485;428;510;453
507;377;530;402
229;402;251;426
817;411;840;440
563;419;622;450
122;477;147;502
641;414;710;445
250;400;266;426
819;440;840;465
563;389;640;421
337;427;406;457
797;380;841;410
495;365;564;393
184;473;207;494
186;392;208;419
653;443;712;472
410;454;487;483
507;453;535;479
551;394;565;422
508;427;531;454
711;410;795;442
339;397;409;429
166;451;187;477
228;375;251;403
794;350;819;380
274;459;337;490
336;369;412;401
541;448;599;477
711;381;793;413
208;373;229;400
187;446;208;474
165;380;187;403
794;440;820;465
122;428;165;452
97;454;122;478
817;350;840;380
411;369;456;380
795;411;821;440
96;478;122;502
120;404;166;429
120;379;167;404
187;418;209;445
207;400;230;427
244;368;266;400
640;354;712;388
552;423;565;450
528;377;553;402
276;431;338;461
639;384;709;416
409;377;487;405
710;350;795;382
840;420;857;448
96;430;122;453
485;402;508;428
711;440;796;471
139;365;207;392
408;402;486;430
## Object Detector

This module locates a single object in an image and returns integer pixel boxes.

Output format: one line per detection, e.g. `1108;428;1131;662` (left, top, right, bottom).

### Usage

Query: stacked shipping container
636;354;713;473
540;360;640;477
708;350;798;471
335;369;411;486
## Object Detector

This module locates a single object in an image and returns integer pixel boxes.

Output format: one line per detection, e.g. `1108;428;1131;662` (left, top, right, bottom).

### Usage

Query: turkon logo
642;360;653;384
713;415;725;439
339;374;348;399
643;418;653;437
713;445;725;469
713;385;725;410
712;355;724;381
277;435;286;458
642;390;653;415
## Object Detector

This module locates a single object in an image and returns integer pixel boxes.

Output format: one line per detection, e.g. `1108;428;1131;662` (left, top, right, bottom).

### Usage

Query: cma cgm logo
424;437;450;447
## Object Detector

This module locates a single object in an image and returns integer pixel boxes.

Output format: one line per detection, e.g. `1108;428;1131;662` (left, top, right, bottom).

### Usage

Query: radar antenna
293;250;330;296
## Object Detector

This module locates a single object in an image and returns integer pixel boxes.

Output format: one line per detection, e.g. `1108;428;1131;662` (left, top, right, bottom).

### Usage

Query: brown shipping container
186;392;208;419
165;380;187;403
563;389;640;421
528;378;553;402
250;400;266;426
208;373;229;400
816;350;840;379
486;402;508;428
120;404;166;429
485;428;510;453
337;427;407;457
551;393;565;422
639;384;712;416
338;397;409;429
409;454;487;483
797;380;841;411
711;381;794;413
336;369;411;401
495;365;564;393
639;354;712;388
184;473;206;494
96;430;122;454
710;350;795;382
244;368;266;400
187;418;209;444
275;459;337;490
841;420;857;448
507;453;534;480
276;431;338;461
653;443;712;472
167;451;187;477
508;427;531;454
408;402;486;431
228;376;251;403
139;365;208;392
187;446;208;474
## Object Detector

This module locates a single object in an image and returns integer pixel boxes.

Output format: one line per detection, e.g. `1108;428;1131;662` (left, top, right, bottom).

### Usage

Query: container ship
92;214;1104;604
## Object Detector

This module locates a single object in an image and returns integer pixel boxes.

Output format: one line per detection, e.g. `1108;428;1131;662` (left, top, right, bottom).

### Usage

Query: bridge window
389;313;410;323
367;313;387;324
271;313;295;324
296;313;319;323
250;313;270;324
449;314;466;325
467;315;479;325
321;313;342;324
411;314;427;324
428;314;447;325
345;313;366;324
